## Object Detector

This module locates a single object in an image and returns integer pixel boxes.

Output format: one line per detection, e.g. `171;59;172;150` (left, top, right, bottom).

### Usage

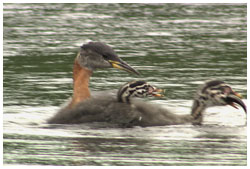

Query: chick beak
108;59;140;75
233;91;243;99
148;87;165;97
225;92;247;114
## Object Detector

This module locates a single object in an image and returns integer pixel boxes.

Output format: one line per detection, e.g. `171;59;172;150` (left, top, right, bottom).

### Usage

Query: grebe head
194;80;246;113
77;42;139;75
117;80;163;103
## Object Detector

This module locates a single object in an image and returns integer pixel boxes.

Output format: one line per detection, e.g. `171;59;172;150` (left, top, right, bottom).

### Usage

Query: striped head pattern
117;81;163;103
195;80;246;113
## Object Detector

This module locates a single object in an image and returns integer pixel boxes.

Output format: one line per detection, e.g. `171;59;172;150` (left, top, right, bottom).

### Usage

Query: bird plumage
48;80;246;127
47;42;246;127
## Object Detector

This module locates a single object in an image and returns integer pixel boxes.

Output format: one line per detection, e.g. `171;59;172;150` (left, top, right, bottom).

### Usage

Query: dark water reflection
3;3;247;166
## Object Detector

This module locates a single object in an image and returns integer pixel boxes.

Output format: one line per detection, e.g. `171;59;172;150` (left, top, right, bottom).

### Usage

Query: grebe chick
48;42;139;124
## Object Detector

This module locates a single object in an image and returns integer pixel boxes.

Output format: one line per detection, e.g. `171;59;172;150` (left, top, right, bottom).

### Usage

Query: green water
3;3;247;166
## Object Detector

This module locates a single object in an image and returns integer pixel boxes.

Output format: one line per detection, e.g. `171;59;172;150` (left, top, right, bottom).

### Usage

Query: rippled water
3;3;247;166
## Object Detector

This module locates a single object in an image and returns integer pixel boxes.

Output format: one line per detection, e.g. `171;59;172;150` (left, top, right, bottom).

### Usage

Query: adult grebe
48;80;246;126
68;42;139;108
48;42;139;123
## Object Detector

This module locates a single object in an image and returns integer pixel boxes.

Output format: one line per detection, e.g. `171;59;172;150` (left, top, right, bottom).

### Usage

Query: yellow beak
109;60;140;75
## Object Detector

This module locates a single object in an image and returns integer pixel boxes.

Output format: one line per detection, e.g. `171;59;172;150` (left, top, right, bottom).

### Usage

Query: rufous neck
68;60;92;108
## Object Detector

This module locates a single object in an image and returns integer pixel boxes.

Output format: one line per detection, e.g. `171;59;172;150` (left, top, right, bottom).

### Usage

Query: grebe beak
148;86;165;97
153;88;165;97
108;60;140;75
225;92;247;114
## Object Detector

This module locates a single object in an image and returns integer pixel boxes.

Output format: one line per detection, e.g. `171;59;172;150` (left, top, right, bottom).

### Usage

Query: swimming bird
48;42;139;123
48;79;246;127
66;42;139;108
